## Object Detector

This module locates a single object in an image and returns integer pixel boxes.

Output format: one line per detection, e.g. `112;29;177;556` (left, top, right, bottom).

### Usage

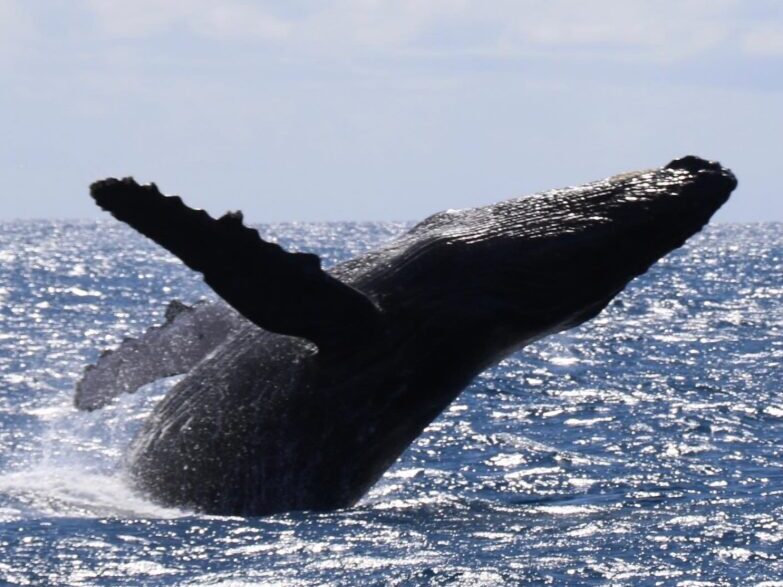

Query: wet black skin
89;156;736;515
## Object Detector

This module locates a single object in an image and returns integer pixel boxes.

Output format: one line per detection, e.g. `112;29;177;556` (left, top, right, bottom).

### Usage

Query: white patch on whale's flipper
74;300;242;411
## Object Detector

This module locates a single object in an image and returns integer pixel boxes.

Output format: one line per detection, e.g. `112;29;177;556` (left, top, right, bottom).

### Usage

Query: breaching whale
77;156;736;515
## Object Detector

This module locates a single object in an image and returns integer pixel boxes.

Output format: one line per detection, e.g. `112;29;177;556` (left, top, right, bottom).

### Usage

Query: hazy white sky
1;0;781;222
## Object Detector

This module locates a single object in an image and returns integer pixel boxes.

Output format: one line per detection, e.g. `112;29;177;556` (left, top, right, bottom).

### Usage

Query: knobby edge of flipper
90;178;384;354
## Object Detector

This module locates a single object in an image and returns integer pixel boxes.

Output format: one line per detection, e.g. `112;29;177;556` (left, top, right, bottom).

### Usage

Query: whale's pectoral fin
90;178;382;352
75;300;241;411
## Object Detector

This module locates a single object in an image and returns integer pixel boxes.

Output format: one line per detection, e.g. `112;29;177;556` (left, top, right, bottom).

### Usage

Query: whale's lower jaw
84;156;736;515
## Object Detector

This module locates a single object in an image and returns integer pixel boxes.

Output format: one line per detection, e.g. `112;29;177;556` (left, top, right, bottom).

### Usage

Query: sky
1;0;782;222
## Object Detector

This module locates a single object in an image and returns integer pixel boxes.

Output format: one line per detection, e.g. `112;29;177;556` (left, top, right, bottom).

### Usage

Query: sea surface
0;220;781;586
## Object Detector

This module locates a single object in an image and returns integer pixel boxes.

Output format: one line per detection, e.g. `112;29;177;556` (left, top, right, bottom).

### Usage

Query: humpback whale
78;156;736;515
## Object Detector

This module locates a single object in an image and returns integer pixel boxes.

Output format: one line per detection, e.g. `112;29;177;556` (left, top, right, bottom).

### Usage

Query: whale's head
505;155;736;330
479;155;737;341
365;155;736;357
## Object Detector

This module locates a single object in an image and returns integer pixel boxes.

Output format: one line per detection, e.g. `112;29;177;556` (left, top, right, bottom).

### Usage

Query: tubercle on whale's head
665;154;737;179
660;155;737;219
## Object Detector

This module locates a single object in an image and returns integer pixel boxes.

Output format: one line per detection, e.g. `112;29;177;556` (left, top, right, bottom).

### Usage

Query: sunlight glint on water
0;221;781;585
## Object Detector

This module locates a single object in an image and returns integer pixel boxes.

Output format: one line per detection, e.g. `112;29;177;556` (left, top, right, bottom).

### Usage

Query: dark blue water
0;221;781;585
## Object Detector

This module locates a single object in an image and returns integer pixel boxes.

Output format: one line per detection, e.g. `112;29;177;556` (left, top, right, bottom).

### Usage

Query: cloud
295;0;473;48
84;0;289;41
742;24;783;57
266;0;743;62
0;0;34;58
487;0;735;61
10;0;783;67
195;3;289;40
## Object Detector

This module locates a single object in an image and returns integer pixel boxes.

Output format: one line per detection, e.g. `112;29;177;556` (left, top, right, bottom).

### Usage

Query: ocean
0;220;781;586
